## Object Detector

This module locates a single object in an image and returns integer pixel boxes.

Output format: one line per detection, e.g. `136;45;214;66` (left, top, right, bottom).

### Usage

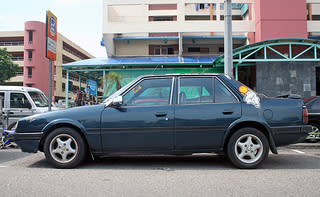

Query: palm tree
102;72;122;98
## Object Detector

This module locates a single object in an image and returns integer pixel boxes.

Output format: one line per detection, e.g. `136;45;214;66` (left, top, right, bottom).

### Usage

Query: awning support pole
66;70;69;108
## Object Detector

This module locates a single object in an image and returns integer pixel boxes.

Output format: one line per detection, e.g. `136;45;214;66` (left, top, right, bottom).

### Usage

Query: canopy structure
62;56;219;107
213;38;320;80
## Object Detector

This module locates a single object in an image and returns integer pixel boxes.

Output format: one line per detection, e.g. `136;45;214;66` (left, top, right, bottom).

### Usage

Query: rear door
174;76;241;150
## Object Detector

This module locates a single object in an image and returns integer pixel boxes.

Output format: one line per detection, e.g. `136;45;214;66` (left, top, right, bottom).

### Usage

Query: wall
256;61;316;97
24;21;53;97
255;0;308;42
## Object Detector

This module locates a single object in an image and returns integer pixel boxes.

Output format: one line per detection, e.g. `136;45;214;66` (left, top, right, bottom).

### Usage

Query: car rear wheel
227;127;269;169
44;127;87;168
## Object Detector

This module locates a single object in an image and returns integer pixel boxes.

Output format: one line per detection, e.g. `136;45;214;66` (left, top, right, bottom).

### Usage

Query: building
0;21;94;100
62;0;320;101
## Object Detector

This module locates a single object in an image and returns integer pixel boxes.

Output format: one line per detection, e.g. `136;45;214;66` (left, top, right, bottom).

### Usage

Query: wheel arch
223;120;278;154
38;120;89;152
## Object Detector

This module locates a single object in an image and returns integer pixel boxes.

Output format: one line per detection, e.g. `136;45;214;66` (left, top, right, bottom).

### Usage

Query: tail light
303;106;308;124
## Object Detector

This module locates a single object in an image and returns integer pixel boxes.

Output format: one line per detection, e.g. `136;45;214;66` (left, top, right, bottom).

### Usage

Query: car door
100;77;175;152
174;76;241;150
7;92;33;127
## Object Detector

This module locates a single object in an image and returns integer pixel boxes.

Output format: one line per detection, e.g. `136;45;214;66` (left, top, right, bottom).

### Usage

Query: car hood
16;104;105;133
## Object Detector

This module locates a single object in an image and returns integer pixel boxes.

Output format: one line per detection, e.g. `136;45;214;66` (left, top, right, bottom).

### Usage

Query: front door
101;77;175;152
174;77;241;150
6;92;33;128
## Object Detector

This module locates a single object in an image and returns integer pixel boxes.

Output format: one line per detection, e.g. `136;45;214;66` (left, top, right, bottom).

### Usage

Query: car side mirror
111;96;123;107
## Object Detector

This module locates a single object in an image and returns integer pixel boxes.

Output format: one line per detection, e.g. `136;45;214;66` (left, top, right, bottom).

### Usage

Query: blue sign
87;79;97;96
49;16;56;37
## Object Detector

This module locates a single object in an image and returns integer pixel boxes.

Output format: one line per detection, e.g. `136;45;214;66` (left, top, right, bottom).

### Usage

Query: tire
226;127;269;169
44;127;87;168
305;123;320;143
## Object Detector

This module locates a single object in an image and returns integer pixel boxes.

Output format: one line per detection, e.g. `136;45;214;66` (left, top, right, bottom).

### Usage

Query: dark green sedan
13;74;311;169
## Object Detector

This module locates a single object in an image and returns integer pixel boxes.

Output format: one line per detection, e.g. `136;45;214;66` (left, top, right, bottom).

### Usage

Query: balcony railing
0;41;24;46
11;57;24;61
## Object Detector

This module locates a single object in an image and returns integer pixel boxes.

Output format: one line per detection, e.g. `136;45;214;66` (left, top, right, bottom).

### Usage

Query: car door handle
155;112;167;117
223;111;234;115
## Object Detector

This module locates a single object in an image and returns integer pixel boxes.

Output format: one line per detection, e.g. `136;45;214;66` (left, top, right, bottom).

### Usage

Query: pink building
24;21;52;96
0;21;94;100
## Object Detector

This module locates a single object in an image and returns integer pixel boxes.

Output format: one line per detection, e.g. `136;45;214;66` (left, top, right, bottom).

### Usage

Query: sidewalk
286;142;320;149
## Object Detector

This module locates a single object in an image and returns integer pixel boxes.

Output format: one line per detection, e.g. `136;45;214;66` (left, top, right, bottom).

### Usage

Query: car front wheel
44;127;87;168
227;127;269;169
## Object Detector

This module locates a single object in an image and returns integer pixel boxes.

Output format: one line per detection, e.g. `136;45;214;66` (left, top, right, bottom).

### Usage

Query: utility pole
224;0;233;77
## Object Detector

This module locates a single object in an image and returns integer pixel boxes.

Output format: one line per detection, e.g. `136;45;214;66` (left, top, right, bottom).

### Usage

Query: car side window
179;77;213;104
0;92;4;108
214;78;238;103
123;78;172;106
10;93;32;109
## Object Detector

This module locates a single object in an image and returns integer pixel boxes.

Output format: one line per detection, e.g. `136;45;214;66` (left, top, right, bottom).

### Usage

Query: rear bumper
271;125;312;147
14;132;43;153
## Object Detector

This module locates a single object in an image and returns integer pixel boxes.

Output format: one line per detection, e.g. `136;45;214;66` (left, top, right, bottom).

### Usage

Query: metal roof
63;56;217;69
62;56;218;81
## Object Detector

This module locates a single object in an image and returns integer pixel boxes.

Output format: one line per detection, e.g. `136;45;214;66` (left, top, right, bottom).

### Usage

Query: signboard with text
87;79;97;96
46;10;57;60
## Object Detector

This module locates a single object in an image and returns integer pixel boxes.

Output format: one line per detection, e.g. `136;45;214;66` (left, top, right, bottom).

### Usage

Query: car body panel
13;74;310;159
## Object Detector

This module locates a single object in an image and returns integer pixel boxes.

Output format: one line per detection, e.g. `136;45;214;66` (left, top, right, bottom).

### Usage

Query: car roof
138;73;222;79
0;86;43;92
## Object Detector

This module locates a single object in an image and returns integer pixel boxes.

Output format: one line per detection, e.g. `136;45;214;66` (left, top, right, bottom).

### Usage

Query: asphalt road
0;145;319;197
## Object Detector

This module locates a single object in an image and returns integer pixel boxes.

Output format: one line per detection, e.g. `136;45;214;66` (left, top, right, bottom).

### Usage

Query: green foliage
0;48;19;83
102;72;123;98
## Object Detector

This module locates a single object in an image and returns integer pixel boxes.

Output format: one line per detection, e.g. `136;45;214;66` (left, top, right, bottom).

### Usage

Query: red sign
46;11;57;60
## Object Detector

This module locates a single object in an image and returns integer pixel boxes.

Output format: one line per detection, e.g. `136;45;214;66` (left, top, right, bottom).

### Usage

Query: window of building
27;67;32;78
149;16;176;21
62;83;66;92
28;30;33;44
27;50;32;61
188;47;209;53
154;46;174;55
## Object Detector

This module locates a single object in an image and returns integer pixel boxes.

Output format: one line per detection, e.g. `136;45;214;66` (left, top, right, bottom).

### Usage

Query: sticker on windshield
132;85;142;94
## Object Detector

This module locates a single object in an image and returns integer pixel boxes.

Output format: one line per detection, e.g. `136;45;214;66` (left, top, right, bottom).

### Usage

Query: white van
0;86;56;129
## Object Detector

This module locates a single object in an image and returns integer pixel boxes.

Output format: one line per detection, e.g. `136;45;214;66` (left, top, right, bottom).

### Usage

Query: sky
0;0;106;57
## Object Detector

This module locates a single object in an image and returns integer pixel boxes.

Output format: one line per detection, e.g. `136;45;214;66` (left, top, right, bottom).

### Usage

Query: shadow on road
27;153;320;170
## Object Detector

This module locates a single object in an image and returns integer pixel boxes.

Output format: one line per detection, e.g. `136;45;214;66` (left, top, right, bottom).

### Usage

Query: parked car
0;86;57;129
12;74;310;169
303;96;320;142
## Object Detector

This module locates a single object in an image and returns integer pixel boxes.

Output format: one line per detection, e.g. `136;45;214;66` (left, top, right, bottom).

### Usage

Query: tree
0;48;19;83
102;72;122;98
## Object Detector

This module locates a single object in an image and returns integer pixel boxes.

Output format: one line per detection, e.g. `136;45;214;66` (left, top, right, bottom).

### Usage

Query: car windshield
28;91;49;107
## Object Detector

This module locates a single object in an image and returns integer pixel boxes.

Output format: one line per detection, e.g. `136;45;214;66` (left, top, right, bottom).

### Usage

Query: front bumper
14;132;43;153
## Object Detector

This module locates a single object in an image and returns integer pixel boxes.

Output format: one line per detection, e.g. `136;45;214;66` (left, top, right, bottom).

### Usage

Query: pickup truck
13;74;311;169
